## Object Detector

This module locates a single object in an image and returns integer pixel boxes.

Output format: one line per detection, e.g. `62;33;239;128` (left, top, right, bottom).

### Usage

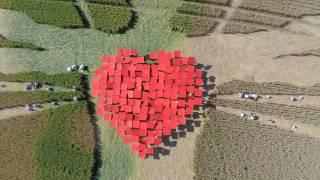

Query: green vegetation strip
0;38;44;50
0;0;84;28
86;0;130;6
35;102;94;180
0;71;82;88
0;91;81;109
169;14;219;37
88;3;134;33
177;2;226;18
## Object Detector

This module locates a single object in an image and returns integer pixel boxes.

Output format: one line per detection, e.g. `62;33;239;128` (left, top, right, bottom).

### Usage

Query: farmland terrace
170;0;320;35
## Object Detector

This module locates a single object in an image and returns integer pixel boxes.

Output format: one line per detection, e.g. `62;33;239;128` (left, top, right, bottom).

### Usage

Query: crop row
183;0;230;6
0;91;81;109
169;14;219;37
0;0;84;28
231;10;290;27
194;109;320;180
239;0;320;18
177;2;226;18
216;79;320;95
0;71;83;88
212;98;320;126
222;21;267;34
88;3;134;33
86;0;130;6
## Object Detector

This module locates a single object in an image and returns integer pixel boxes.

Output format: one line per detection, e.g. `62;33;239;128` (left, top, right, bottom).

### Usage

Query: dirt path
216;0;244;33
0;102;70;120
218;94;320;107
0;81;71;91
217;106;320;139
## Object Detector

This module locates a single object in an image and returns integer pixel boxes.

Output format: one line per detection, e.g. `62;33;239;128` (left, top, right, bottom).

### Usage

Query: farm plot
216;80;320;95
86;0;130;6
0;71;83;88
169;14;219;37
0;0;84;28
194;109;320;180
222;21;267;34
87;3;134;33
231;10;290;27
0;111;48;180
177;2;226;18
0;91;81;109
212;98;320;126
35;101;95;180
239;0;320;18
184;0;230;6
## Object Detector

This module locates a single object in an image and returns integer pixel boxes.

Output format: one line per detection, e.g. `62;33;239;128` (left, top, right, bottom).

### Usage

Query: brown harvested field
222;21;267;34
231;10;291;27
0;111;48;180
216;105;320;139
194;109;320;180
179;5;320;179
239;0;320;17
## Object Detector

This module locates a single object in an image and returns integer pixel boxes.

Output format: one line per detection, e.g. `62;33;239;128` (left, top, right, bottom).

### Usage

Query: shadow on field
82;75;102;180
152;63;216;159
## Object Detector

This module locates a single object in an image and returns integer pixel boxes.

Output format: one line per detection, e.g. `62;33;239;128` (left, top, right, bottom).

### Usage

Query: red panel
146;147;154;155
194;89;203;97
131;144;139;151
104;114;111;121
132;120;140;128
178;116;186;124
177;108;185;116
140;122;147;130
122;136;131;144
154;138;162;145
138;151;146;159
149;51;157;59
131;136;139;143
173;50;181;58
117;129;125;136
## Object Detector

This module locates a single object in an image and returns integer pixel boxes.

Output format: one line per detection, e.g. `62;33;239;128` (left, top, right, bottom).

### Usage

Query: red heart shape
92;48;203;158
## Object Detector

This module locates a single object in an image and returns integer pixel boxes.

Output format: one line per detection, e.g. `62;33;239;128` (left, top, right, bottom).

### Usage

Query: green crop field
35;102;94;180
0;0;84;28
88;4;133;33
170;14;219;37
0;71;83;88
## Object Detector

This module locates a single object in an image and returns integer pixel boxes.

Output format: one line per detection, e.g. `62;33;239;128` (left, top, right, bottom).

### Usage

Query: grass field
194;109;320;179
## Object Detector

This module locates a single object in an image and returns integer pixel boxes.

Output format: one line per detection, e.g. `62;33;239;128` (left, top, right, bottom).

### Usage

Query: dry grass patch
0;111;48;180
